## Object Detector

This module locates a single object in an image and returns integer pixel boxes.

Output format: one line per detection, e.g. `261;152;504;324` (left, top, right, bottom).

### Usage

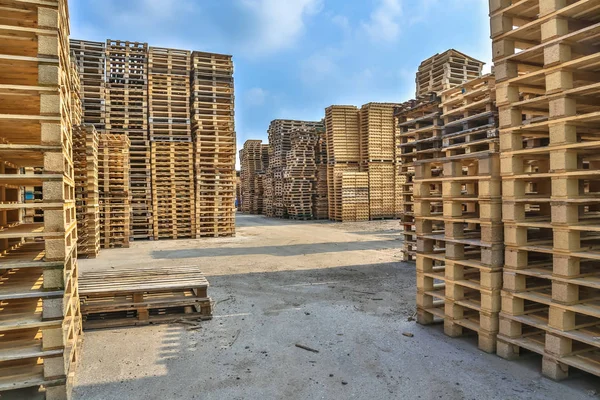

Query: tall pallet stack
325;106;364;221
148;48;195;240
335;172;370;222
267;120;323;218
360;103;398;219
240;140;264;213
253;173;265;214
70;39;105;132
98;134;131;248
416;49;485;98
490;0;600;379
395;96;444;261
0;0;82;398
191;52;236;237
284;128;319;220
74;125;100;258
314;128;329;219
415;74;502;352
105;40;151;240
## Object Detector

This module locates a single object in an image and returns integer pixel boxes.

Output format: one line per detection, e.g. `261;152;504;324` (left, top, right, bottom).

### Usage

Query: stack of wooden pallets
267;120;323;218
325;106;363;221
284;128;319;220
335;171;370;222
106;39;152;240
191;51;236;237
240;140;264;213
314;128;329;219
148;47;191;142
148;48;195;240
70;39;106;132
395;95;444;260
98;134;131;248
490;0;600;380
415;73;502;353
74;125;100;258
253;172;265;214
0;1;82;398
416;49;484;98
360;103;399;220
79;265;212;329
150;142;195;239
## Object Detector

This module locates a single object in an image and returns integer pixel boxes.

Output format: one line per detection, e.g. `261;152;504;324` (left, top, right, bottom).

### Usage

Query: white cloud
240;0;323;55
362;0;403;42
245;87;268;106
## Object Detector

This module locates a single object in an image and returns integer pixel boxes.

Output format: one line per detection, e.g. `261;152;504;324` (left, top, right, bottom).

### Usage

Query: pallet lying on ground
490;0;600;380
79;266;212;329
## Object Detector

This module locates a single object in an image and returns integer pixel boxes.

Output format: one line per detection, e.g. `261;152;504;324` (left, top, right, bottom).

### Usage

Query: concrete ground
73;214;600;400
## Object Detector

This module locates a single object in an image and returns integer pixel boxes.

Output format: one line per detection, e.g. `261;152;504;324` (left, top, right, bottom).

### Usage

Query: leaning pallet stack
0;0;82;398
191;52;236;237
325;106;362;221
415;73;502;353
73;125;100;258
395;96;444;261
284;128;319;220
314;128;329;219
106;40;152;240
98;134;131;248
416;49;485;98
70;39;106;132
490;0;600;379
360;103;398;220
148;48;195;240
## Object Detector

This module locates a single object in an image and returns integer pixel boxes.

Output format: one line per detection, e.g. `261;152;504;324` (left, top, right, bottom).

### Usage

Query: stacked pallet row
191;52;236;236
256;144;269;214
415;74;502;352
0;0;82;398
106;40;152;240
74;125;100;258
148;48;195;240
360;103;399;219
284;128;319;220
416;49;485;98
70;39;106;132
267;120;323;218
395;96;444;261
314;128;329;219
98;134;131;248
490;0;600;379
325;106;366;221
240;140;264;213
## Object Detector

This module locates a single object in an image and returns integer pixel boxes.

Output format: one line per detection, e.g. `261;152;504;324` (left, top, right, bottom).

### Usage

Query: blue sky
70;0;491;165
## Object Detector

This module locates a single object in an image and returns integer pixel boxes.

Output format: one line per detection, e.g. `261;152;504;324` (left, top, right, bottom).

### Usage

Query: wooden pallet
98;134;131;249
79;266;212;330
150;142;196;239
313;129;329;220
416;49;484;98
106;39;153;240
284;128;319;219
73;125;100;258
70;39;106;132
0;1;82;398
240;140;265;214
395;95;444;261
490;0;600;380
191;51;236;237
